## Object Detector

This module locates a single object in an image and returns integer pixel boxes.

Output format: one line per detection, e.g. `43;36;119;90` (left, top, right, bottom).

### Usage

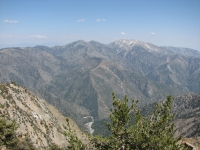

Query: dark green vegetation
0;116;35;150
0;116;18;148
63;118;89;150
0;39;200;131
64;93;183;150
141;92;200;138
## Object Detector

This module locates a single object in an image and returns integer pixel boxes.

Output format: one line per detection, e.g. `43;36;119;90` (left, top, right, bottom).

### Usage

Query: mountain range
0;39;200;130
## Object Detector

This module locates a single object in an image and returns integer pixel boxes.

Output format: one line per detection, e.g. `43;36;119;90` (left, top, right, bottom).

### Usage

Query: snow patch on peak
115;39;138;46
112;39;162;53
113;39;140;49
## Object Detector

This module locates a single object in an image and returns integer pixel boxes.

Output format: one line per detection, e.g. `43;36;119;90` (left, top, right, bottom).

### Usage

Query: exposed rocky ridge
0;83;85;149
0;39;199;129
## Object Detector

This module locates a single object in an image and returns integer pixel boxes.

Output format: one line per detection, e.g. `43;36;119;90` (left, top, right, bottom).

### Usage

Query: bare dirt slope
0;83;86;149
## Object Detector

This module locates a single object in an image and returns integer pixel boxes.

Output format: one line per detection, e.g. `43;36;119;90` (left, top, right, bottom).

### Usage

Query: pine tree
63;118;88;150
0;116;19;149
64;93;183;150
91;93;182;150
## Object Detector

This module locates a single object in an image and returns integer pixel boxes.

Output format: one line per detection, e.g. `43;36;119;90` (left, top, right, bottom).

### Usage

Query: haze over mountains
0;39;200;128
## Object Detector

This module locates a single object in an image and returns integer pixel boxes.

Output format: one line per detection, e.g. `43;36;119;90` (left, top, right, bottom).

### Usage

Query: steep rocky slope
172;93;200;138
0;82;85;149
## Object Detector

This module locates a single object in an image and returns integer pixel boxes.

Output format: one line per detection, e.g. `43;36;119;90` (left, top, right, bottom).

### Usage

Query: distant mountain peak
114;39;139;46
89;40;103;44
110;39;162;53
61;40;88;48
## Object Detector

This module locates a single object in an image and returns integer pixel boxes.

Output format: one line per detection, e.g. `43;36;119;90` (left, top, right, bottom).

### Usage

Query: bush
0;116;19;148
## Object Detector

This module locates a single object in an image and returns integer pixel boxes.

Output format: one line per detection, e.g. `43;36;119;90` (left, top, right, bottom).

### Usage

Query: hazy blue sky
0;0;200;50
